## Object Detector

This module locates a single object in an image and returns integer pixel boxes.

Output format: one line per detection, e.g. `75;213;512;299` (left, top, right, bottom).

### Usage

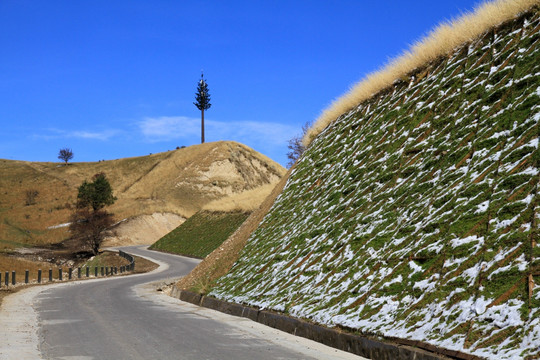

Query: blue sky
0;0;481;167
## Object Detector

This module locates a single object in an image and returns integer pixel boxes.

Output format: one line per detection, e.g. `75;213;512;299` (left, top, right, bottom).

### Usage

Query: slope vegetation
149;210;250;258
209;7;540;359
0;141;285;250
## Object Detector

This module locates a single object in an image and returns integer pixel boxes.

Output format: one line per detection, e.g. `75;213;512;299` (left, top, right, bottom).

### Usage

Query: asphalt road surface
1;246;364;360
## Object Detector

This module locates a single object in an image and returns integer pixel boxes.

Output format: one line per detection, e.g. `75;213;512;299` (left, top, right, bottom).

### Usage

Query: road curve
1;246;364;360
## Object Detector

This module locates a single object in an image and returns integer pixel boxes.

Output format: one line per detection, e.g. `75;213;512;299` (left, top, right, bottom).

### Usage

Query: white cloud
28;116;297;166
137;116;200;142
138;116;297;147
33;128;121;141
68;130;120;140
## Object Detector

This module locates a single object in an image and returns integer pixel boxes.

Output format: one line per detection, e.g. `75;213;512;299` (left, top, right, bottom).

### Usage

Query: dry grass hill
0;140;285;252
181;2;539;359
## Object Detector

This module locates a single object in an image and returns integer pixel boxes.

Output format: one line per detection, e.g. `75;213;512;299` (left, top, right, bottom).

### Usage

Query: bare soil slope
104;213;186;247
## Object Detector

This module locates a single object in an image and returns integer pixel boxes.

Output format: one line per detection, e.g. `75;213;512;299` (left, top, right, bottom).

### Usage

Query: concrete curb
170;288;484;360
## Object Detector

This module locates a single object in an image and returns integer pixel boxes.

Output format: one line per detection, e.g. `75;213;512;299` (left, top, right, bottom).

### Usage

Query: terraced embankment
208;7;540;359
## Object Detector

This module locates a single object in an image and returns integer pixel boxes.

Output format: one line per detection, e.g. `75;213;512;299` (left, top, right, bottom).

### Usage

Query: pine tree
194;72;211;143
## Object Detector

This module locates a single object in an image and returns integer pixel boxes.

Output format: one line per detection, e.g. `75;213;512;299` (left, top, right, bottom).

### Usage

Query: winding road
0;246;364;359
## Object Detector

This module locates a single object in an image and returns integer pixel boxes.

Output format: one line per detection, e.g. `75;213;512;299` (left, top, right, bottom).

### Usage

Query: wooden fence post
38;269;42;283
59;268;62;281
95;267;98;277
101;267;104;276
77;267;81;279
49;268;52;282
5;271;8;286
12;271;15;285
86;266;89;277
68;268;72;280
25;270;29;284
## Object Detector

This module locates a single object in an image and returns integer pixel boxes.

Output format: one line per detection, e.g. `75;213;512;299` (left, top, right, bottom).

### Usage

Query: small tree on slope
58;148;74;165
194;72;211;143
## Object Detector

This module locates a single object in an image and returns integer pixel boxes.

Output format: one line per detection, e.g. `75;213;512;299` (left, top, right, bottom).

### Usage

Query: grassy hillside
149;211;250;258
0;141;285;251
208;6;540;360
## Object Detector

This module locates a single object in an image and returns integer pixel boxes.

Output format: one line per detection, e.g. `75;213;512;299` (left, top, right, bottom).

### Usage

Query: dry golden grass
0;254;52;283
303;0;540;146
202;183;279;212
132;254;159;274
175;167;292;293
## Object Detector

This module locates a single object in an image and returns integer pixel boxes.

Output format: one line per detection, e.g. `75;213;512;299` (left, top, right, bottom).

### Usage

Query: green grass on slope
149;211;250;258
210;8;540;360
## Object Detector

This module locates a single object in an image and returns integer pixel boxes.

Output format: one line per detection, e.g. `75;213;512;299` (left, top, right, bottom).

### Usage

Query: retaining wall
170;287;485;360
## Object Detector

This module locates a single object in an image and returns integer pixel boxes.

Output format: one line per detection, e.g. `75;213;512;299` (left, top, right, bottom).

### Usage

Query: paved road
3;246;364;360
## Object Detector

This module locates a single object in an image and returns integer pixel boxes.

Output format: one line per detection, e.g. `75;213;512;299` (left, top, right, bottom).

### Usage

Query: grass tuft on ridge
304;0;540;147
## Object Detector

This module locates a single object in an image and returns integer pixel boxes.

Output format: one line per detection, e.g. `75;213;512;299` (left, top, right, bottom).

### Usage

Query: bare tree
69;208;114;256
286;122;311;168
58;148;74;165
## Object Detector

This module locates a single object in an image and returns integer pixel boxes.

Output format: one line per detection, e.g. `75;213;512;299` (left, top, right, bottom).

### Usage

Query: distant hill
0;141;285;250
207;5;540;359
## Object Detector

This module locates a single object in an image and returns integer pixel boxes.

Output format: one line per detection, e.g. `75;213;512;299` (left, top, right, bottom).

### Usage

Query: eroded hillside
209;8;540;359
0;141;285;249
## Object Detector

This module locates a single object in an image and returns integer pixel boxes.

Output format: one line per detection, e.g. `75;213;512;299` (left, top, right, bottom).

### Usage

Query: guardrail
0;250;136;288
118;250;135;271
